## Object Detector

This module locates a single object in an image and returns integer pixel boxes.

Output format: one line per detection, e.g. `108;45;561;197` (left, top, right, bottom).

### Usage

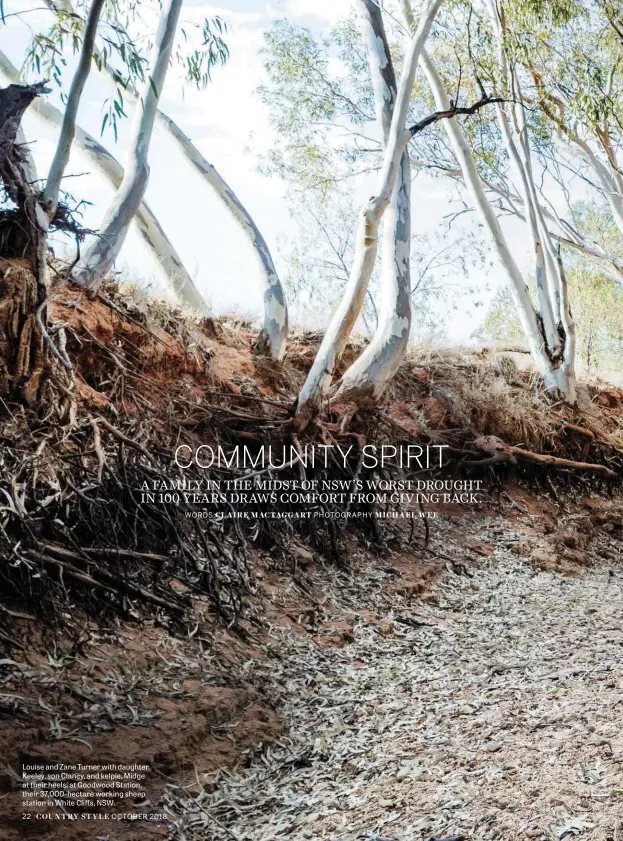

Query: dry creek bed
170;520;623;841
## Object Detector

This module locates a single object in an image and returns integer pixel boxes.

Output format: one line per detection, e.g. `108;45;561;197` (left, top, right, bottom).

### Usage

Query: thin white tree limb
0;48;206;312
156;113;288;358
42;0;105;217
72;0;183;289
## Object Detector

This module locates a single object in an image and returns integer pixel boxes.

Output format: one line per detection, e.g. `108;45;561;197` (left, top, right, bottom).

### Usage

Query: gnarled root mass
0;263;75;422
0;279;621;642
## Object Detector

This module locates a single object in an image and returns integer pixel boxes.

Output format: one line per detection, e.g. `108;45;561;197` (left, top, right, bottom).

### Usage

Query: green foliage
16;0;228;140
177;16;229;90
25;10;86;92
509;0;584;29
481;261;623;372
259;18;376;191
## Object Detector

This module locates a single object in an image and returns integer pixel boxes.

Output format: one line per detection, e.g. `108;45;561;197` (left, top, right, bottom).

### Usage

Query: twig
44;544;170;563
29;548;184;615
500;490;528;514
209;390;292;410
82;326;127;372
90;417;106;483
97;417;158;468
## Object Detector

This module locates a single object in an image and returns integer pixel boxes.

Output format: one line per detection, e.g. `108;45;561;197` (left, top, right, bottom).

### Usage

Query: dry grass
387;344;623;454
79;282;623;457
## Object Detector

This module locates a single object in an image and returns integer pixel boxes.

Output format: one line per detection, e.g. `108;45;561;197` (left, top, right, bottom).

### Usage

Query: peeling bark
296;0;443;423
0;83;74;420
335;0;412;404
335;150;412;404
15;127;38;185
0;82;50;288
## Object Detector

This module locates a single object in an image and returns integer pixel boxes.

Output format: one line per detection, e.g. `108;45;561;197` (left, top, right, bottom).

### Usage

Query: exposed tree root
37;543;185;614
0;279;621;644
473;435;617;478
560;422;594;440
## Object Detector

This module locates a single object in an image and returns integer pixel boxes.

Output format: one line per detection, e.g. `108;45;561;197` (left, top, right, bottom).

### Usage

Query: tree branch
408;94;505;137
43;0;106;216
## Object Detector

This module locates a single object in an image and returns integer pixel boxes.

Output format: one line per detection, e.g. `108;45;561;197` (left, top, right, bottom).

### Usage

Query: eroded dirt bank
1;278;623;840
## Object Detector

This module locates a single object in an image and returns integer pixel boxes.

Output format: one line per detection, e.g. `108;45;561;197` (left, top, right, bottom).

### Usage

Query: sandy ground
171;519;623;841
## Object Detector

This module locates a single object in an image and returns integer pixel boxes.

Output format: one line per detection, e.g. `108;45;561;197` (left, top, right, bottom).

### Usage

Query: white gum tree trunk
71;0;183;290
488;0;575;400
44;0;287;359
487;1;561;354
334;0;412;405
296;0;443;422
42;0;105;218
155;113;288;358
421;50;576;402
0;50;205;313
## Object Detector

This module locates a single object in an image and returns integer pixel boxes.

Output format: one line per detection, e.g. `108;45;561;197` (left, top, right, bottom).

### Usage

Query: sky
2;0;528;340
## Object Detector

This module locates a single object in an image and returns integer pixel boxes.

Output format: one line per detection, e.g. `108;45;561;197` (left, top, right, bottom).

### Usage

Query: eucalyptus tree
4;0;230;312
330;0;414;407
407;4;623;285
0;48;207;313
517;0;623;244
43;0;288;358
0;0;106;417
0;0;229;416
259;3;588;407
295;0;444;422
260;4;623;282
71;0;185;290
478;0;576;398
419;52;577;400
292;0;506;421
